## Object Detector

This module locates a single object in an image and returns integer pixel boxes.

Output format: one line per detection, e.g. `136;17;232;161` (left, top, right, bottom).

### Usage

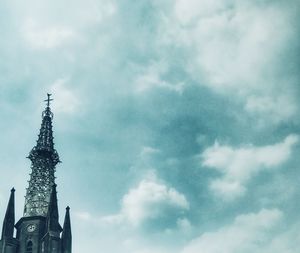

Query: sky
0;0;299;252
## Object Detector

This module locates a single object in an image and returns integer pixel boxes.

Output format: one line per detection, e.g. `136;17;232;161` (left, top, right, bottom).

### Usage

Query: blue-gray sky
0;0;300;252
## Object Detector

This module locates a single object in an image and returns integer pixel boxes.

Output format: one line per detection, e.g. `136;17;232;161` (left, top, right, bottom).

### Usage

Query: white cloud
122;179;189;226
50;78;80;114
134;61;185;94
182;208;283;253
71;0;117;24
73;174;190;253
140;146;161;157
209;179;246;200
22;18;75;50
172;0;286;91
18;0;117;50
260;221;300;253
174;0;228;25
103;175;189;227
74;211;92;221
176;218;192;234
162;0;299;124
201;134;299;200
245;94;297;124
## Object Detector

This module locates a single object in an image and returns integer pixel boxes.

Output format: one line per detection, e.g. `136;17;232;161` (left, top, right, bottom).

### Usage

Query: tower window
26;241;33;253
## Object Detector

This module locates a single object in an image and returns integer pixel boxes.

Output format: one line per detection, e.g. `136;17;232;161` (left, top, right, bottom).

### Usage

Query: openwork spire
28;94;60;165
24;94;61;217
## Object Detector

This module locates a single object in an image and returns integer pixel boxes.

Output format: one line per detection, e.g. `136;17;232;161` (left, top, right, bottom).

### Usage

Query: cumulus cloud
244;94;298;125
50;78;80;114
74;211;92;221
182;208;283;253
174;0;229;25
134;61;185;94
140;146;161;158
162;0;299;124
103;174;189;227
261;221;300;253
22;18;75;50
172;0;290;91
201;134;299;200
122;179;189;225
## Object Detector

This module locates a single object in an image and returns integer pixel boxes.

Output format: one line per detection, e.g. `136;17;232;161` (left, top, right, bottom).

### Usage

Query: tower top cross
44;93;53;107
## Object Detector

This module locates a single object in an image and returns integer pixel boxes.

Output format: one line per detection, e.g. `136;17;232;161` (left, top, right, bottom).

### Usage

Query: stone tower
0;94;72;253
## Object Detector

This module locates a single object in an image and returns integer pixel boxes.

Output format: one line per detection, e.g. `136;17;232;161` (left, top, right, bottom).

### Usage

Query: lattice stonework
24;95;60;217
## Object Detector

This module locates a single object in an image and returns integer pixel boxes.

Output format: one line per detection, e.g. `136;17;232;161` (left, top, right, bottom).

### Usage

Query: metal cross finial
44;93;53;107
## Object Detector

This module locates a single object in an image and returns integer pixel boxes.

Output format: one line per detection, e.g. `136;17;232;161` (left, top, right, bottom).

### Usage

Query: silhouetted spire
28;93;60;165
61;206;72;253
1;188;15;239
46;184;62;232
24;94;60;217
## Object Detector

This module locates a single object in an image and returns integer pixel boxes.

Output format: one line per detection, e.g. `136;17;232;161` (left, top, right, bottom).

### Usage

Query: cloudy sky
0;0;299;252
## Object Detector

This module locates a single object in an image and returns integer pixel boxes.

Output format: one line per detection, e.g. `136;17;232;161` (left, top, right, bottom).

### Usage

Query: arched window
26;241;33;253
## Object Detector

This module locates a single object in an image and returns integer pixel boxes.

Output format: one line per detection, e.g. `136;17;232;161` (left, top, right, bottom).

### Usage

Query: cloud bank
201;135;299;200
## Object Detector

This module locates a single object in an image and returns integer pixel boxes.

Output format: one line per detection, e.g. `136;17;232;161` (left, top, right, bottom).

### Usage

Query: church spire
0;94;72;253
61;206;72;253
28;93;60;164
1;188;15;240
24;94;60;217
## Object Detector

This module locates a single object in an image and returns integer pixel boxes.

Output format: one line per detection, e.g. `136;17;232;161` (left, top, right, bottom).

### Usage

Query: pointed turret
61;206;72;253
46;184;62;232
1;188;15;240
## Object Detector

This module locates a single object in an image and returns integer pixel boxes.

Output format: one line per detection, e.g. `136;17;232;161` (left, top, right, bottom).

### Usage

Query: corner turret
0;188;18;252
61;206;72;253
1;188;15;240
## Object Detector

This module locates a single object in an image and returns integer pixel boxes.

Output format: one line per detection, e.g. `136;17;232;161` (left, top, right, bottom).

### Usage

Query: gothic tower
0;94;72;253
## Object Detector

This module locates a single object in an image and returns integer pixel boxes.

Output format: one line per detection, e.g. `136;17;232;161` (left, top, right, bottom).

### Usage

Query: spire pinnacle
46;184;62;232
1;188;15;239
28;94;60;164
61;206;72;253
42;93;54;119
44;93;53;108
24;94;60;217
